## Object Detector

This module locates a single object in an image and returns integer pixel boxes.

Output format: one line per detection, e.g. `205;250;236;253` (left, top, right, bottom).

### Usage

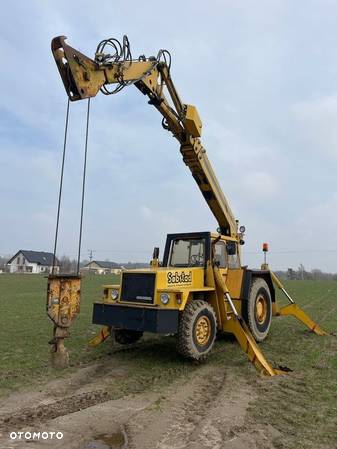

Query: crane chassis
46;35;328;375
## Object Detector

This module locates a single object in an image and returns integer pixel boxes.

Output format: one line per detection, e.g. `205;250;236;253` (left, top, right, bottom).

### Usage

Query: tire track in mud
125;364;256;449
156;374;252;449
156;369;229;449
0;361;278;449
0;341;268;449
0;389;112;431
0;343;152;432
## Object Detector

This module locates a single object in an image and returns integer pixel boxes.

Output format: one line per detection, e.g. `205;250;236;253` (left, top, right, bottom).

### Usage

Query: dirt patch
0;358;128;417
0;389;111;429
124;365;279;449
0;362;281;449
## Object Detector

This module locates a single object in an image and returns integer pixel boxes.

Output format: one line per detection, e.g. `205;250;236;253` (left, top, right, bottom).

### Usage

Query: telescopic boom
51;35;238;238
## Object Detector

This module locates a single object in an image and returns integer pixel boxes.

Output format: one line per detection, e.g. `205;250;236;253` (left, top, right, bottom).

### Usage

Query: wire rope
76;98;91;274
52;99;70;274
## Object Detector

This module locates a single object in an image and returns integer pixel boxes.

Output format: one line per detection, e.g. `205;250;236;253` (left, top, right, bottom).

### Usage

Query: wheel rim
256;295;268;323
195;315;211;346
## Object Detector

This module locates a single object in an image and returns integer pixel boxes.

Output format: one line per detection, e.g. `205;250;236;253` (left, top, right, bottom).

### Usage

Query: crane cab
92;231;273;356
162;232;241;270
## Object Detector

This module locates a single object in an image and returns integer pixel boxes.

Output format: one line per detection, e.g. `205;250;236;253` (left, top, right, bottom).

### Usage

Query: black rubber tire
177;300;217;360
113;329;143;345
247;278;272;342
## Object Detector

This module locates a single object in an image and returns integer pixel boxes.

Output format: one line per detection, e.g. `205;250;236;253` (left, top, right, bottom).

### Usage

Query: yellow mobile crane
47;35;327;376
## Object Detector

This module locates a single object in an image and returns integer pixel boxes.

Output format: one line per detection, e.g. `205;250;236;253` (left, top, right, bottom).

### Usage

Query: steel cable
52;99;70;275
76;98;91;274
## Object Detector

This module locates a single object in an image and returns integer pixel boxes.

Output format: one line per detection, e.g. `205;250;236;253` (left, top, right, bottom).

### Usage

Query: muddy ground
0;353;283;449
2;278;336;449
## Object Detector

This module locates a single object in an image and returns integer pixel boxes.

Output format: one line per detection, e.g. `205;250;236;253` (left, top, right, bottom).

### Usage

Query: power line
245;249;337;255
2;247;337;257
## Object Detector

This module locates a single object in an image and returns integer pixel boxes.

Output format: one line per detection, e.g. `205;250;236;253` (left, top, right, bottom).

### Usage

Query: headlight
160;293;170;304
111;289;119;300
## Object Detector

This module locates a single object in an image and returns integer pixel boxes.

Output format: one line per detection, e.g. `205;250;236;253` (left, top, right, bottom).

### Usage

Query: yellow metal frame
269;269;328;336
91;249;328;376
88;326;110;347
274;303;327;336
51;36;328;375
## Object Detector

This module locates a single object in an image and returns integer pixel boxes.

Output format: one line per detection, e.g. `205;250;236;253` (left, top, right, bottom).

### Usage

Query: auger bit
46;274;81;368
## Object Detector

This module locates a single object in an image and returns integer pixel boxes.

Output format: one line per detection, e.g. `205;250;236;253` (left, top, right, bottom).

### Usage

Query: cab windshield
169;238;205;267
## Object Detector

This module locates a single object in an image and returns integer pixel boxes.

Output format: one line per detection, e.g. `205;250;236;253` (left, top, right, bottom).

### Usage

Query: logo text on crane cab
167;271;192;286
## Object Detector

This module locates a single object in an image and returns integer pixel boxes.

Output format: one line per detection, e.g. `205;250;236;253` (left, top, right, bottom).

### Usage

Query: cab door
225;241;244;301
214;241;228;281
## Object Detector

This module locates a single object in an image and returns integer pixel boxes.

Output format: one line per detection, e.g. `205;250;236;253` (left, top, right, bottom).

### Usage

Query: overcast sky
1;0;337;271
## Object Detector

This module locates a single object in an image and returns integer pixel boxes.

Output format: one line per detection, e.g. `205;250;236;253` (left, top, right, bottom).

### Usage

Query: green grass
245;281;337;449
0;274;198;398
0;274;116;395
0;275;336;448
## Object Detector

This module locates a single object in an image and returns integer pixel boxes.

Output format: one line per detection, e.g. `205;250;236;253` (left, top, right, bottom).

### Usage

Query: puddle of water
82;441;110;449
82;428;127;449
97;431;126;448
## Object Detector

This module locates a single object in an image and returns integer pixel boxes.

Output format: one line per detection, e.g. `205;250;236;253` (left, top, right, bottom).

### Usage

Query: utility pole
88;249;94;274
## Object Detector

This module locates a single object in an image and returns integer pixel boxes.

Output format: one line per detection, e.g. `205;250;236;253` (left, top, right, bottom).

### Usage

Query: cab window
214;242;227;267
227;241;240;269
169;238;205;267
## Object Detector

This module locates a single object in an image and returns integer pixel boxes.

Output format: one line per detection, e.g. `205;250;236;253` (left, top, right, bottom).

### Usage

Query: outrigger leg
225;304;289;376
269;270;328;336
88;326;111;347
213;267;289;376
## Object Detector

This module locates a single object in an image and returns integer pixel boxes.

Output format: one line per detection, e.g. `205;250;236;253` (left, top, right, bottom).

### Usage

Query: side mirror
227;241;237;255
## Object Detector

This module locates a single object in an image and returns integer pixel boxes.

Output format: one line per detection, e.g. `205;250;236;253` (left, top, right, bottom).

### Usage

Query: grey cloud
1;0;337;271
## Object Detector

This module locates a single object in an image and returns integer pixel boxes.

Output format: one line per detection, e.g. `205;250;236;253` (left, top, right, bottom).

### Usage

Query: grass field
0;274;336;448
0;274;122;394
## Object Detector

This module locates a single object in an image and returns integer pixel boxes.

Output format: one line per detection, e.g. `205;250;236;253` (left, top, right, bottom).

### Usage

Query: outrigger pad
277;365;293;373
